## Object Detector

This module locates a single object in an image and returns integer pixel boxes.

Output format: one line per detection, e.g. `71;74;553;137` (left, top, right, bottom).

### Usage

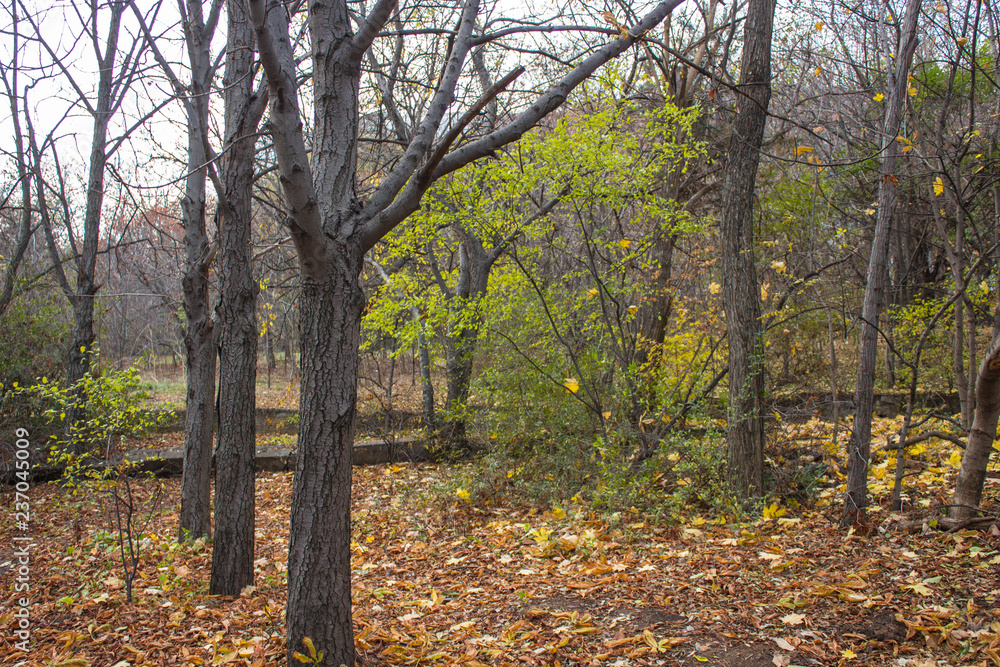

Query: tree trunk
842;0;921;527
286;271;365;667
247;0;687;661
64;5;123;451
178;2;218;541
210;0;260;595
441;231;491;444
418;323;435;426
719;0;774;500
950;337;1000;521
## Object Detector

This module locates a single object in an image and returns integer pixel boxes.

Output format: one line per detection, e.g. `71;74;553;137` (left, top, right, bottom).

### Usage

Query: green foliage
0;284;69;389
14;358;172;476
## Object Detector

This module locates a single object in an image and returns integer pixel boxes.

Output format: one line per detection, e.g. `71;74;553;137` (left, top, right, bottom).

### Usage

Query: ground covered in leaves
3;420;1000;666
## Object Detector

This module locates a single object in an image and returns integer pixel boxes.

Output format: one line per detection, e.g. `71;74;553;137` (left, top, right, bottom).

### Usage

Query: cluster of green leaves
14;358;171;481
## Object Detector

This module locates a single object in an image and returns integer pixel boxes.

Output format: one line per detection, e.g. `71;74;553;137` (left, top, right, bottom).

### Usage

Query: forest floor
2;413;1000;667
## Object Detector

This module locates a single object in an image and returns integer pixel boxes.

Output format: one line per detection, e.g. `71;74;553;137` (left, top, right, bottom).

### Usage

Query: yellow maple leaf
841;649;857;659
933;176;944;196
762;503;786;519
873;93;884;102
619;239;631;249
455;488;471;501
563;378;580;394
949;450;963;468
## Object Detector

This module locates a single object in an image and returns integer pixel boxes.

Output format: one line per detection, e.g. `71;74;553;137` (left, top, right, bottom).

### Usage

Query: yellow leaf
695;657;709;662
949;450;963;468
619;239;631;249
563;378;580;394
794;146;814;156
602;411;612;419
587;288;599;297
781;613;806;626
957;37;968;46
873;93;884;102
814;66;821;76
933;176;944;196
908;85;918;97
552;507;566;519
814;21;824;30
456;488;471;501
627;305;638;315
708;282;721;295
841;649;857;659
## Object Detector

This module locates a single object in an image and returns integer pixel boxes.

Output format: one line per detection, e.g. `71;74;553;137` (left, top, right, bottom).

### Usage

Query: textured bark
247;0;686;661
950;338;1000;521
178;0;220;542
719;0;774;500
210;0;261;595
286;273;365;666
842;0;921;527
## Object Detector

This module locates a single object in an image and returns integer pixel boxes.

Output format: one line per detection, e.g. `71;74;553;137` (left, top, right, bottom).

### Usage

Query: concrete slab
123;436;428;477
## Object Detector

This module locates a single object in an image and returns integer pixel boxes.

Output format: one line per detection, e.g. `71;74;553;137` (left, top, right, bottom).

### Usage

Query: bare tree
842;0;922;528
19;0;162;448
0;0;36;320
247;0;686;661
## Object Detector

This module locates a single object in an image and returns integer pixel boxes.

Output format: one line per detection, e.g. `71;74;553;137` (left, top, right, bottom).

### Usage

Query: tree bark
950;337;1000;521
178;0;220;542
842;0;921;527
719;0;774;500
286;272;365;665
210;0;262;595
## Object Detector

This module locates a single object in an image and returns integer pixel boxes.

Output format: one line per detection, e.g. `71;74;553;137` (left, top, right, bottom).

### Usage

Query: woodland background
1;0;999;664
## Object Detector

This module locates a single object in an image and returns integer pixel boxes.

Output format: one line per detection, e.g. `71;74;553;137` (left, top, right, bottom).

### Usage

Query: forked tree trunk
65;3;122;449
719;0;774;500
842;0;921;527
440;229;492;443
247;0;687;661
210;0;260;595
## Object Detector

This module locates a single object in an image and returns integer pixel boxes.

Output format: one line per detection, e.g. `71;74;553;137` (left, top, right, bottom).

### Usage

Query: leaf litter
2;417;1000;666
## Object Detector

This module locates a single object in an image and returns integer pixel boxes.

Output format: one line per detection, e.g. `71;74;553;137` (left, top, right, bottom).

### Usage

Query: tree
135;0;225;541
210;0;266;595
842;0;922;528
247;0;686;661
0;0;36;320
719;0;775;501
20;0;161;449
